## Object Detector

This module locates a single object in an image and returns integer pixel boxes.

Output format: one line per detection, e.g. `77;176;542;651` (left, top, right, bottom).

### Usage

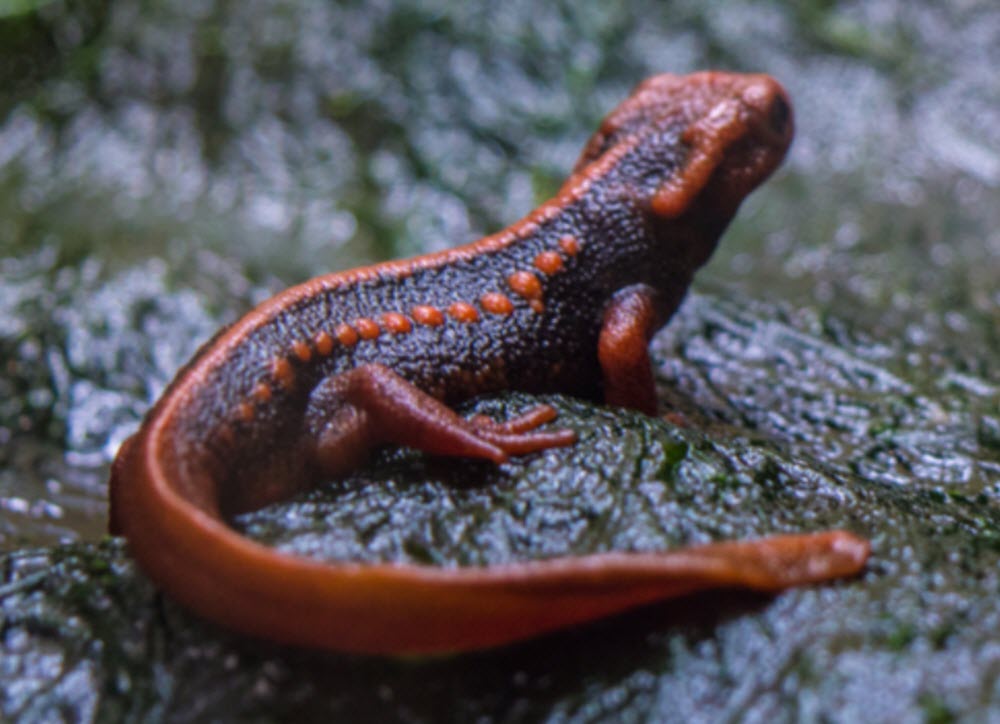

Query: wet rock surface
1;0;998;721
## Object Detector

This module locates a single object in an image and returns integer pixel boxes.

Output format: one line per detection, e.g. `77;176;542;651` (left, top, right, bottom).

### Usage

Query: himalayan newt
109;71;870;655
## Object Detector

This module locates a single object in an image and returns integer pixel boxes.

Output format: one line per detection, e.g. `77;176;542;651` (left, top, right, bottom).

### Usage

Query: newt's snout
737;74;794;153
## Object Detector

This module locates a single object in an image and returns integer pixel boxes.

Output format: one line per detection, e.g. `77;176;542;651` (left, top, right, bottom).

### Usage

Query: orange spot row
448;301;479;323
336;323;359;346
253;382;272;403
292;339;312;363
507;270;542;300
559;235;580;256
354;317;380;341
272;357;295;389
381;312;412;334
232;237;579;429
237;401;255;423
412;305;444;326
534;250;564;275
314;330;334;356
480;292;514;315
500;235;581;313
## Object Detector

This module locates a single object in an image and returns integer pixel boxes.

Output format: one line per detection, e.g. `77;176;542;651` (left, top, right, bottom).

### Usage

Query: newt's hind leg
310;363;576;476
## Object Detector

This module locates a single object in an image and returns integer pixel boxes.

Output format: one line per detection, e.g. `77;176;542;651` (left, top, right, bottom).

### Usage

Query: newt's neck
559;183;722;316
553;136;742;314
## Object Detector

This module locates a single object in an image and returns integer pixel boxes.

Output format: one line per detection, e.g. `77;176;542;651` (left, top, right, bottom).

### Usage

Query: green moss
919;693;955;724
885;622;917;652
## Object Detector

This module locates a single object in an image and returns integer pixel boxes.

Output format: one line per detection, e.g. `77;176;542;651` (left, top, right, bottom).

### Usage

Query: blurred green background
0;1;998;720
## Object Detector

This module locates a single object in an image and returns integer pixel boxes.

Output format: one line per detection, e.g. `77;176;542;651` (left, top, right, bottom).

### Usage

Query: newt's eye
768;95;791;138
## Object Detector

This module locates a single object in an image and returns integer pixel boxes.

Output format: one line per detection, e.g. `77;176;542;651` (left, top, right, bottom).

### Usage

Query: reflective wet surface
1;1;999;720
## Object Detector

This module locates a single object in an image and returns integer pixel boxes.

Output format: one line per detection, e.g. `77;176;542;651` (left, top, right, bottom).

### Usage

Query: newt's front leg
598;284;666;415
310;363;576;477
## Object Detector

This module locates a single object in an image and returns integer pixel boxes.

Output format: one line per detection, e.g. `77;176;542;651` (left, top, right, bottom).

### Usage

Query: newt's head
574;71;793;262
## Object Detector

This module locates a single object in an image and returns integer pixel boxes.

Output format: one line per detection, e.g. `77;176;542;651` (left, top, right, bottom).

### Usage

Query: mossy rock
4;295;998;722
